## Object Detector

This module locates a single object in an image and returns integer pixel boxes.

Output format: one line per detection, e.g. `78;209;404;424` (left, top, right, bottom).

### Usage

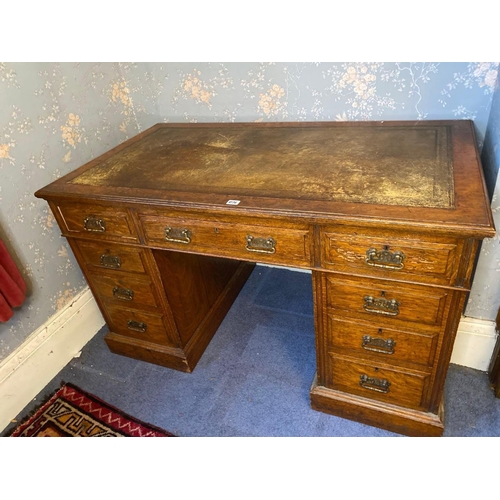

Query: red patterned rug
9;383;174;437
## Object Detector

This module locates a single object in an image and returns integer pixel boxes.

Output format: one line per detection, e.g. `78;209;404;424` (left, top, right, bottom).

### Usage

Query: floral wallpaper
0;62;499;362
0;62;141;360
120;62;498;145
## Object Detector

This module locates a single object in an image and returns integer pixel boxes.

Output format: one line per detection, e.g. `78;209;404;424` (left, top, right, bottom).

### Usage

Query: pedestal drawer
326;316;439;368
74;240;147;274
326;354;430;410
139;213;312;268
321;226;462;286
87;272;159;309
325;275;450;331
103;303;178;347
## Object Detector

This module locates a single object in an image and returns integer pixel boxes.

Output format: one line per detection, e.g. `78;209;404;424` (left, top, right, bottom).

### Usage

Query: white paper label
226;200;241;205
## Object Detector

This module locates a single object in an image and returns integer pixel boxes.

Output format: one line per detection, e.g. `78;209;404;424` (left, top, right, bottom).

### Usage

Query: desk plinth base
104;333;192;371
310;377;444;437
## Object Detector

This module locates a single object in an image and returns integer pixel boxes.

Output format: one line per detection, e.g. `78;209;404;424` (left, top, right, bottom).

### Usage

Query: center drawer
138;213;312;268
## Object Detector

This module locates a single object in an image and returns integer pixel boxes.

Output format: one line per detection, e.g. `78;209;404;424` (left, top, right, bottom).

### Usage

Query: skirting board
451;316;498;371
0;287;105;433
0;272;497;433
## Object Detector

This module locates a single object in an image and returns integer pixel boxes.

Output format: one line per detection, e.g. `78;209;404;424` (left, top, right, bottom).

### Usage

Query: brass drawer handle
363;295;400;316
83;215;106;232
127;320;146;333
362;334;396;355
365;246;405;270
359;374;391;393
246;235;276;254
100;254;122;269
113;287;134;301
164;226;192;244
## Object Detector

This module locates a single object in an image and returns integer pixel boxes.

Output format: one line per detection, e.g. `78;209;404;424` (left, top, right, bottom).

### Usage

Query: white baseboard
0;287;105;433
451;316;498;371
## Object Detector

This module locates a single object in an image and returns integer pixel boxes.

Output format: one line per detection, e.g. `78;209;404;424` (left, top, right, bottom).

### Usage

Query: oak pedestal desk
35;121;495;437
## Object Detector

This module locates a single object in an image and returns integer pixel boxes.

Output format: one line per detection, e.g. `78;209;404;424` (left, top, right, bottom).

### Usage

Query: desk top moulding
36;121;494;238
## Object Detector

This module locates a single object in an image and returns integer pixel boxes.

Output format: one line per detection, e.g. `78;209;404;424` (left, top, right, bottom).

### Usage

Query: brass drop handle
245;235;276;254
83;215;106;232
363;295;400;316
365;246;405;269
359;374;391;393
113;287;134;301
127;320;146;333
164;226;192;244
362;334;396;354
100;254;121;269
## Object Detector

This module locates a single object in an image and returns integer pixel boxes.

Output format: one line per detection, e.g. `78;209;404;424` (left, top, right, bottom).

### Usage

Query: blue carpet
3;266;500;437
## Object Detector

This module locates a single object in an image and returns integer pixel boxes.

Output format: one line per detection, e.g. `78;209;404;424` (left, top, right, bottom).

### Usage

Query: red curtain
0;239;27;322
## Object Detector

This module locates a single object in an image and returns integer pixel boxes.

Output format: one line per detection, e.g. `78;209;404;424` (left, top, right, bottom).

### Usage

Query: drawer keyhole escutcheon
112;287;134;301
359;374;391;393
164;226;192;244
246;235;276;254
83;215;106;232
127;320;147;333
365;246;405;270
363;295;400;316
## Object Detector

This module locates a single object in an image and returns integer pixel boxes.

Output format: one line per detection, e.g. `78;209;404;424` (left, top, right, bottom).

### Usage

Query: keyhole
374;367;379;372
378;328;383;335
383;245;390;251
381;291;386;297
214;227;219;234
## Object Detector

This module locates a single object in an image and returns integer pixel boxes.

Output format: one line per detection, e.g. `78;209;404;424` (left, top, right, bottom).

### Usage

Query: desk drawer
326;354;430;410
321;226;462;286
139;214;312;268
103;303;177;347
326;316;439;368
74;240;147;274
87;272;159;309
325;275;450;330
55;202;138;242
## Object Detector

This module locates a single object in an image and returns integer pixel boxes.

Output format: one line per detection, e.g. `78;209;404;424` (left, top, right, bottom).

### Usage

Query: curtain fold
0;239;26;322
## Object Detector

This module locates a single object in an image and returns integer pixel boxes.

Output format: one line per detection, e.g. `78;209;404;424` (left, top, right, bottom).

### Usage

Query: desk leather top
71;124;452;209
35;121;495;237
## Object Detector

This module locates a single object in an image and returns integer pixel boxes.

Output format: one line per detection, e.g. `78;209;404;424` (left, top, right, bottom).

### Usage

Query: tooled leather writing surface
71;124;453;209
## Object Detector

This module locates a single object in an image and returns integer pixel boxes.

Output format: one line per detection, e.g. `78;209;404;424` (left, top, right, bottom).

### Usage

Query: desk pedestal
67;235;255;373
